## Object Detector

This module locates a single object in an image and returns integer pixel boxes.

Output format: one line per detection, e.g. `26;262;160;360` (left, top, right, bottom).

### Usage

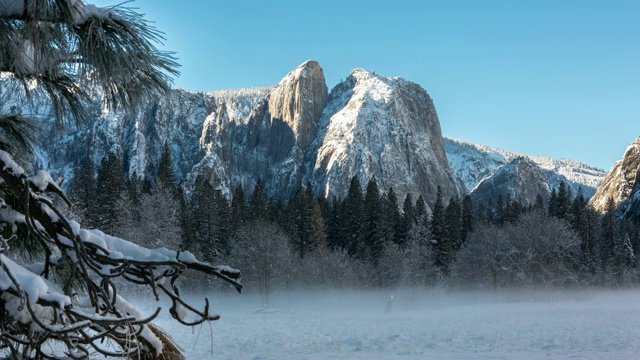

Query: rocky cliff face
189;60;328;198
470;157;551;207
189;62;462;209
309;69;463;210
26;60;605;211
444;137;605;199
589;137;640;213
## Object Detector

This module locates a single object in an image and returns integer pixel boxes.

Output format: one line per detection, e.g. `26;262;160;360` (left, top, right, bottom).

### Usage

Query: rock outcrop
470;157;551;207
444;137;605;199
589;137;640;213
28;60;604;210
309;69;463;210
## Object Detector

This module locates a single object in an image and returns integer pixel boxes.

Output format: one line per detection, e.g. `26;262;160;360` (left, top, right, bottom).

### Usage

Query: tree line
68;149;640;303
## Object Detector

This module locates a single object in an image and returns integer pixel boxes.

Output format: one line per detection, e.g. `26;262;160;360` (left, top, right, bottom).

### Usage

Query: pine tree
495;195;506;226
363;176;384;262
461;195;474;243
381;187;402;245
556;181;571;221
342;176;364;257
192;176;219;261
95;153;127;234
548;188;558;218
325;197;343;250
230;185;248;238
0;3;243;357
288;184;314;258
157;142;177;188
213;189;231;256
250;179;269;221
431;187;449;272
310;200;327;250
445;195;462;254
68;155;97;227
599;197;620;281
534;193;545;212
178;187;198;253
414;195;430;247
398;194;415;246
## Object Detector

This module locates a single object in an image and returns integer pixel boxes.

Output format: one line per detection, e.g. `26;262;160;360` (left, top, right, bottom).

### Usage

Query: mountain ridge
1;60;608;208
444;137;606;199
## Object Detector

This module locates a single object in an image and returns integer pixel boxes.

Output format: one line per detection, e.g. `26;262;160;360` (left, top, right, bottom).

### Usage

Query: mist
138;287;640;359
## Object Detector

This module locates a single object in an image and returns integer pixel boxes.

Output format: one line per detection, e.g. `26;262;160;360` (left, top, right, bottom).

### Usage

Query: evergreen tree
95;153;127;234
505;196;524;224
178;187;198;253
431;187;449;272
534;193;545;212
415;196;428;226
381;187;402;245
398;194;415;246
325;197;343;250
548;188;558;218
414;195;430;247
213;189;231;256
445;196;462;253
157;142;176;189
495;195;506;226
599;197;620;281
556;181;571;221
0;3;243;357
461;195;474;243
68;156;97;227
250;179;269;221
310;200;328;250
363;176;384;262
342;176;364;257
192;176;221;261
288;184;314;258
230;185;248;238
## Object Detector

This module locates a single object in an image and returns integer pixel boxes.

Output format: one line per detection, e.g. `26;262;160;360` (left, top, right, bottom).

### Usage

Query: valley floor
136;288;640;359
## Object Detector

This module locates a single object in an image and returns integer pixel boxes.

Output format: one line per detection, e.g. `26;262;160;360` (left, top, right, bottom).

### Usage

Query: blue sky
100;0;638;170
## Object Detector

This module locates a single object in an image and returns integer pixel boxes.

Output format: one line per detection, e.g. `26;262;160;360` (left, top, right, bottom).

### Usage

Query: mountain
14;60;606;211
28;61;462;211
589;137;640;214
444;138;606;199
309;68;464;207
469;157;551;207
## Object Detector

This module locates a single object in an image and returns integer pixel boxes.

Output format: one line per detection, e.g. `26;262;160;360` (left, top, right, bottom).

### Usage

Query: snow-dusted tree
230;221;291;308
0;1;242;358
452;211;580;290
137;182;182;250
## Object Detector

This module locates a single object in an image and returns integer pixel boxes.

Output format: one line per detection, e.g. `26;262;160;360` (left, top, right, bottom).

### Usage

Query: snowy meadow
137;288;640;360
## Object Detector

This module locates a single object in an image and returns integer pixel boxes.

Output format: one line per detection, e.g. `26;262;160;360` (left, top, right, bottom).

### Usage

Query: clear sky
98;0;638;171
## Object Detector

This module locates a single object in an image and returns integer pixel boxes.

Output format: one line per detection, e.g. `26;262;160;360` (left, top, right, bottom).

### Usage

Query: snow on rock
22;61;606;207
445;137;606;198
310;68;463;210
470;157;551;207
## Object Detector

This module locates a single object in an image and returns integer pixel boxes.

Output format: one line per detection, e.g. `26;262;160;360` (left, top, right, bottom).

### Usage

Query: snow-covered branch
0;0;179;126
0;150;241;358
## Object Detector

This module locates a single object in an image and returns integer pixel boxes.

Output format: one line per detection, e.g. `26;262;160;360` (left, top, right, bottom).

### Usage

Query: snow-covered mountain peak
311;68;463;209
444;137;606;199
279;60;323;83
470;156;550;206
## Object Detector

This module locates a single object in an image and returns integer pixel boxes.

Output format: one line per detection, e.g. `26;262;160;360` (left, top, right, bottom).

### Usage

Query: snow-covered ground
139;288;640;360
